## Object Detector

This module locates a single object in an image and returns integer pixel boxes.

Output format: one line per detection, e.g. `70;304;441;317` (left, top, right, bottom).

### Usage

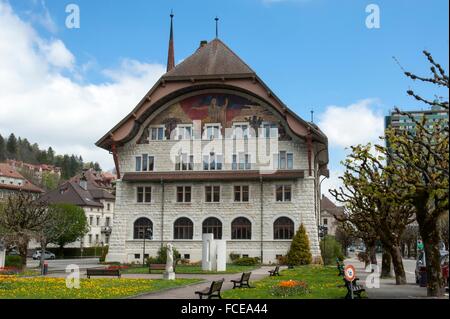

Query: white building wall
106;138;321;264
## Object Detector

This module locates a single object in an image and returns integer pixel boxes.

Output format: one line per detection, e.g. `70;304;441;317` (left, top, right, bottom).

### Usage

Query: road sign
344;265;356;282
417;240;424;251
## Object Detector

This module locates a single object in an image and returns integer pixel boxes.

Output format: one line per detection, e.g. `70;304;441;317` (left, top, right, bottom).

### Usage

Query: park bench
86;268;121;279
268;265;280;276
195;279;224;299
148;264;166;273
231;272;252;289
343;277;365;299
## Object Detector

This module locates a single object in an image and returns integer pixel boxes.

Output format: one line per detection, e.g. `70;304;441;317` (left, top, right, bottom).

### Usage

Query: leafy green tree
47;204;89;257
330;144;415;285
286;223;312;265
320;235;344;265
383;51;449;296
41;172;60;191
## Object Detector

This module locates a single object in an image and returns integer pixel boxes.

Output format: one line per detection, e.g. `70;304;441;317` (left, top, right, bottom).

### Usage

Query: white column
215;240;227;272
0;248;5;268
202;233;215;271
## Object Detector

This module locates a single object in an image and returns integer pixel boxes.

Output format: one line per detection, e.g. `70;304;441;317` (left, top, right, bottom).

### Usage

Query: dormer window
204;124;221;140
232;153;251;170
262;122;278;138
176;125;193;140
150;126;165;141
233;123;249;139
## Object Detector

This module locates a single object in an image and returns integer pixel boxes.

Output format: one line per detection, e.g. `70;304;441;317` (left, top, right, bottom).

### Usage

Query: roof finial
310;109;314;123
167;10;175;72
215;16;219;38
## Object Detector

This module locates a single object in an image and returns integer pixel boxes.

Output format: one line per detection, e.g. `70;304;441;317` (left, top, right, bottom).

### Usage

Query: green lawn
122;264;258;274
222;265;350;299
0;276;201;299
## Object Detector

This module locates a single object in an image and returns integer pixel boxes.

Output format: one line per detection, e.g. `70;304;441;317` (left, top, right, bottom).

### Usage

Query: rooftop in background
0;163;44;193
43;169;115;208
6;159;61;174
321;195;344;217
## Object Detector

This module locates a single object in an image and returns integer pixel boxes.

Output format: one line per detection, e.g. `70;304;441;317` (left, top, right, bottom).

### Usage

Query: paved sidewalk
344;257;447;299
132;266;275;299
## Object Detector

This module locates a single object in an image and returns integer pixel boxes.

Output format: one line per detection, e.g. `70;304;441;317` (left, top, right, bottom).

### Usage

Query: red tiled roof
0;163;24;179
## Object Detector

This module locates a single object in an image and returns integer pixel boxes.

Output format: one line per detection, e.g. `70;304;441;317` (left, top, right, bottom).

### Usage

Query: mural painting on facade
138;94;291;142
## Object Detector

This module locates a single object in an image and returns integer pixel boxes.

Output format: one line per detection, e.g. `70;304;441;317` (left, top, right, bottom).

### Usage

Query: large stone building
96;17;329;264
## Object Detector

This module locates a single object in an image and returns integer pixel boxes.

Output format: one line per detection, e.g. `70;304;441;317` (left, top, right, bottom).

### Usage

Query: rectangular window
107;203;110;211
137;187;152;203
203;153;223;170
177;186;192;203
136;155;154;171
88;234;92;244
135;156;142;171
89;216;93;226
278;151;293;169
232;153;251;170
233;123;249;139
105;235;110;244
276;185;292;202
95;234;99;243
176;125;192;140
96;216;100;226
134;254;140;259
150;126;165;141
184;254;190;260
262;123;278;138
234;185;249;202
106;217;110;227
205;186;220;202
323;218;328;225
175;154;194;171
204;124;221;140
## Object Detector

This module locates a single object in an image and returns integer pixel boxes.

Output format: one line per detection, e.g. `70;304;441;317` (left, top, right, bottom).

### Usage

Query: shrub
5;255;22;269
320;235;344;265
229;253;240;262
286;223;312;265
271;280;310;297
233;257;260;266
146;246;180;266
276;255;288;265
99;245;109;263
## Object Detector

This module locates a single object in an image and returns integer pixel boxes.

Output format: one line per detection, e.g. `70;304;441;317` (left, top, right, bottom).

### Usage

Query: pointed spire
215;16;219;38
167;10;175;72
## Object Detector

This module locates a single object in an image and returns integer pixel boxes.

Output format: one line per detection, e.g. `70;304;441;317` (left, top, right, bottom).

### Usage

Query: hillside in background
0;133;101;185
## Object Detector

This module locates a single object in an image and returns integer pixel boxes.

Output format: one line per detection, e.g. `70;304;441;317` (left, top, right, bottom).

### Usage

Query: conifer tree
286;223;312;265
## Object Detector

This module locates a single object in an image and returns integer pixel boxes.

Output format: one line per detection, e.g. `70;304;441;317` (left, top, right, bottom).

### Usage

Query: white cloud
0;1;165;170
318;99;385;149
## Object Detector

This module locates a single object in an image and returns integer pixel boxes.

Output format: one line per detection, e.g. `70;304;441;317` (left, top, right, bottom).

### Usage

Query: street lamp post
142;228;152;266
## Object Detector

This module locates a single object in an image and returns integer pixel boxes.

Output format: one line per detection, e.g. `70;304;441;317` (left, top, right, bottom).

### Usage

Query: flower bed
0;277;201;299
271;280;310;297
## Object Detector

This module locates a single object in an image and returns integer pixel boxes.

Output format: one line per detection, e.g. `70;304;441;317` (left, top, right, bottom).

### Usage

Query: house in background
42;169;115;248
320;195;344;237
0;163;44;201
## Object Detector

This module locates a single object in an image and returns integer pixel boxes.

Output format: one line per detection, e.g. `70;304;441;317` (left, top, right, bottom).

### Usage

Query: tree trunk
389;245;407;285
421;225;444;296
368;244;377;265
381;250;392;278
17;236;30;269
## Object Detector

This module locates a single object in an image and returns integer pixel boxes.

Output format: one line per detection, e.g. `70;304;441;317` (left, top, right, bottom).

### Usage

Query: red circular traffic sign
344;265;356;282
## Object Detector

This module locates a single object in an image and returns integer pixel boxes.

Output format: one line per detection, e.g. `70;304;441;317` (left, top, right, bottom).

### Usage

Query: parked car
415;250;449;286
32;250;56;260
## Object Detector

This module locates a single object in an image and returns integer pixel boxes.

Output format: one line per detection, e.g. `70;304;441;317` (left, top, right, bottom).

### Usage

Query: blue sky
1;0;448;194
